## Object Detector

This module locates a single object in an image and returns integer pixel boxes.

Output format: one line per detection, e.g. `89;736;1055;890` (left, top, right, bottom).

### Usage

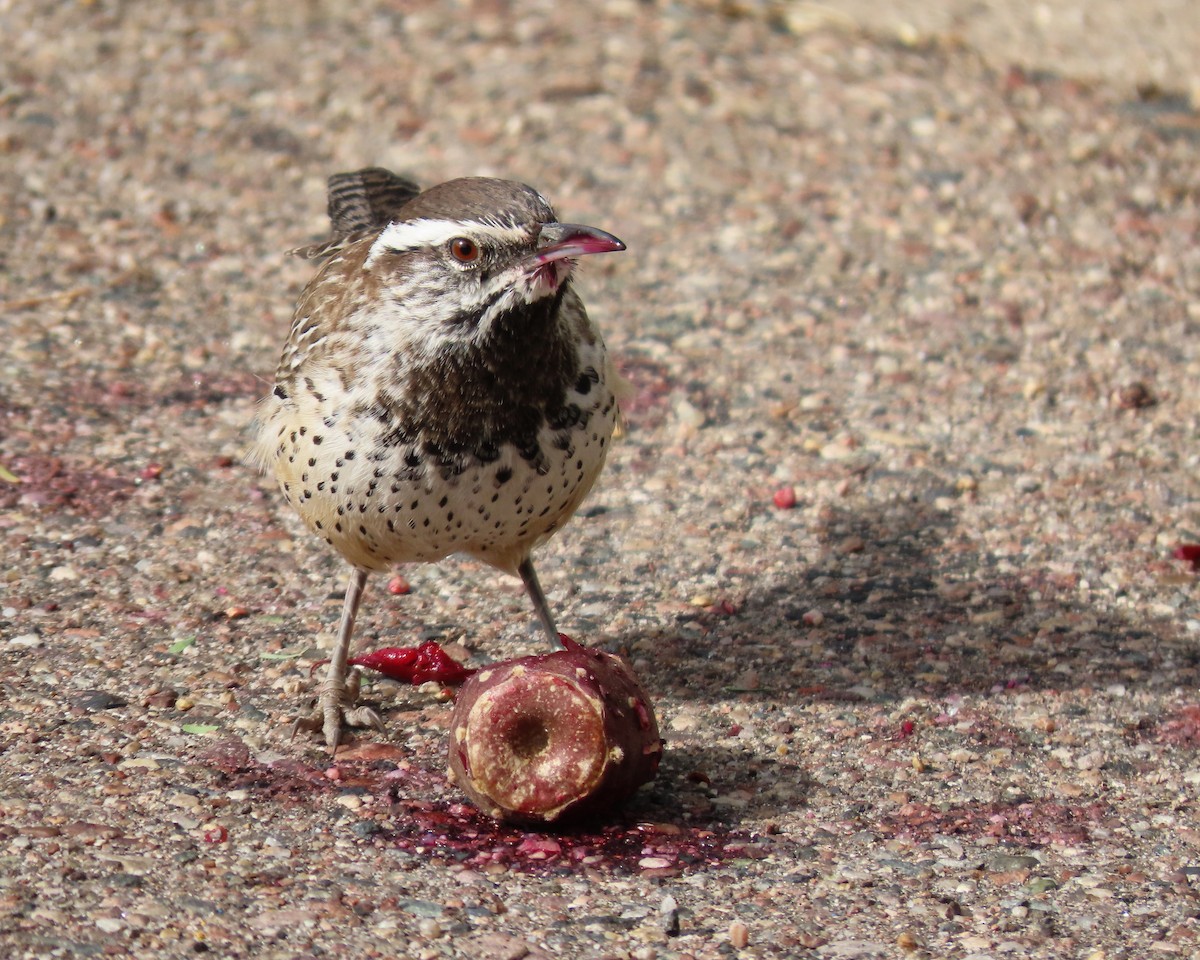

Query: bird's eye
449;237;480;263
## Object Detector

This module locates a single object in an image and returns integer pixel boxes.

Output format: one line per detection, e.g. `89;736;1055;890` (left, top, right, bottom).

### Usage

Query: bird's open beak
533;223;626;264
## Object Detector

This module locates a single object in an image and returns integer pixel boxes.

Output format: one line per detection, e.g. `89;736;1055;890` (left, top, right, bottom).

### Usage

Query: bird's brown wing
290;167;422;260
326;167;422;234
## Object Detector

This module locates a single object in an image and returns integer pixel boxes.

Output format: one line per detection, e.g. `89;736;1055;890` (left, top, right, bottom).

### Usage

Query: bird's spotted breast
257;283;616;575
265;360;615;574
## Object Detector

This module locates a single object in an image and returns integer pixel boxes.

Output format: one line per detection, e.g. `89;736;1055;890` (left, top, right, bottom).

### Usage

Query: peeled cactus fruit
448;637;662;824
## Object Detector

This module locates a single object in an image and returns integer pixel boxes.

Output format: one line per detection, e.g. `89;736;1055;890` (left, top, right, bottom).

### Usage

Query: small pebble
729;920;749;949
660;894;680;936
417;919;443;939
1114;381;1155;409
74;691;128;711
988;853;1040;872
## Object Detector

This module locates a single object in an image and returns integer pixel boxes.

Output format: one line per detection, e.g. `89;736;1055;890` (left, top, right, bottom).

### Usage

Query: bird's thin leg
518;557;566;650
321;566;367;750
291;567;384;751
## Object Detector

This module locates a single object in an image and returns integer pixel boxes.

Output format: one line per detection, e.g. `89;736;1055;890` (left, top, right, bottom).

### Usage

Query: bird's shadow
627;493;1191;705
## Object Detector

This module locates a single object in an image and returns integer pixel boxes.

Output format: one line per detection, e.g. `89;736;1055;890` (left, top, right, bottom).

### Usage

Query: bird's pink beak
533;223;626;264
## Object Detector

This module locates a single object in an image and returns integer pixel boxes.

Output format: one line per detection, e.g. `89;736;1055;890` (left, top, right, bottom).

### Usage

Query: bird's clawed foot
290;667;385;751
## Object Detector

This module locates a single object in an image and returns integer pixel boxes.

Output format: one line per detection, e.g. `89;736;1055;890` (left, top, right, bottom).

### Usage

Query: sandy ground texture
823;0;1200;103
3;1;1200;958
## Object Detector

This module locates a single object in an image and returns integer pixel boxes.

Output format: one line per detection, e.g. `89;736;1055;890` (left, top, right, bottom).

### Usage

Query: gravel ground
3;2;1200;958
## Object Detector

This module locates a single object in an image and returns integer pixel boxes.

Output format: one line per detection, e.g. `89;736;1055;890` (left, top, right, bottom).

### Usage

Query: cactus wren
252;168;626;749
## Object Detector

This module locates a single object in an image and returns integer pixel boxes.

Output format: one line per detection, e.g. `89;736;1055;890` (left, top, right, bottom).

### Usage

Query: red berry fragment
772;486;797;510
448;639;662;825
386;575;411;595
1173;545;1200;570
348;641;474;685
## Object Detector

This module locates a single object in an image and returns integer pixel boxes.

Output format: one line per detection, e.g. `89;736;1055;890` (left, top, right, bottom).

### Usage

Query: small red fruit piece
772;486;797;510
386;575;411;595
348;641;474;685
448;639;662;825
1173;545;1200;570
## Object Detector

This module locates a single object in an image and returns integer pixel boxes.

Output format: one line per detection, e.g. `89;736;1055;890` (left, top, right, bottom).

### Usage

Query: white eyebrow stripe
364;219;529;268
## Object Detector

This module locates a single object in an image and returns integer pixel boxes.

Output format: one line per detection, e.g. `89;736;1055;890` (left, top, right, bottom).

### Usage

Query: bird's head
360;178;624;342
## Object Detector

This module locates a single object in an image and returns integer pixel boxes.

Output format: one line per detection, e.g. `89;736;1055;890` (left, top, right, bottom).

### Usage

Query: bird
252;167;627;750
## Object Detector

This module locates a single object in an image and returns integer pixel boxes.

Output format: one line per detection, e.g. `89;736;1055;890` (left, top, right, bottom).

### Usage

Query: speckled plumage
252;168;626;748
